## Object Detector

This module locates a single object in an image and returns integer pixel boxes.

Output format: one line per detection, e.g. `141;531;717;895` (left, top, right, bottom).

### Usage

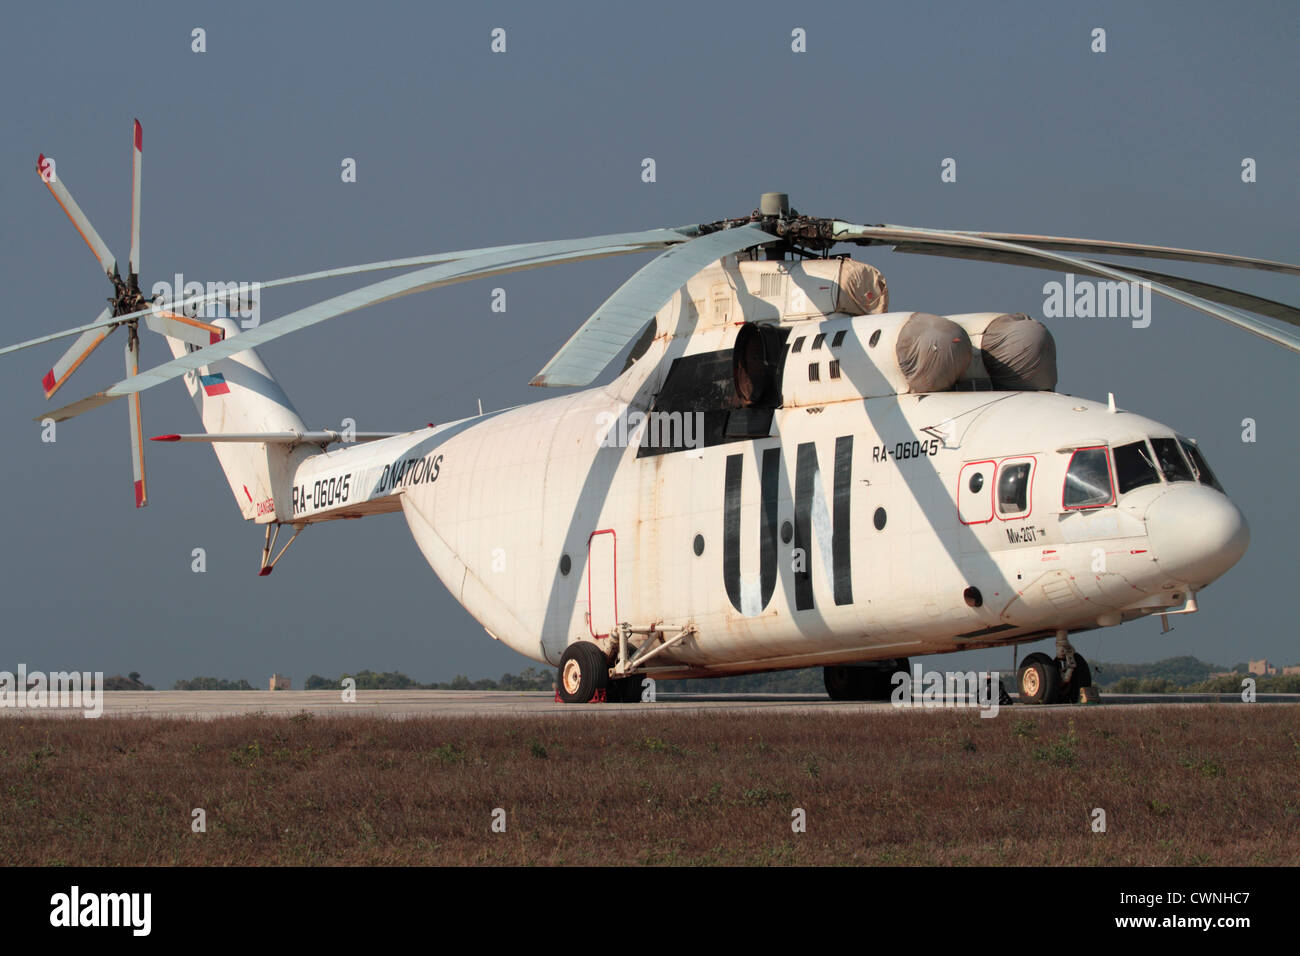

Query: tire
1059;654;1093;704
557;642;610;703
609;674;646;703
1018;652;1060;705
825;660;909;701
824;665;860;701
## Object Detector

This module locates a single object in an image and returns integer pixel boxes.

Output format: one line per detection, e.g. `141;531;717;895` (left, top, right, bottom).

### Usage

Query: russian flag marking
200;372;230;396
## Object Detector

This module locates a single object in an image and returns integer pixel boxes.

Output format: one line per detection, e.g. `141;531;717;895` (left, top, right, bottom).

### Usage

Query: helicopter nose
1145;485;1249;587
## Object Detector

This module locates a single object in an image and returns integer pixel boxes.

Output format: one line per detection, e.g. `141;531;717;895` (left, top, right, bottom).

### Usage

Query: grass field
2;705;1297;865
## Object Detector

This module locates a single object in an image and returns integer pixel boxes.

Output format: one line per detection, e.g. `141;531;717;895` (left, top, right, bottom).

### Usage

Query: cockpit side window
1113;440;1161;495
1180;439;1224;492
1150;437;1194;483
1063;447;1114;509
997;462;1032;516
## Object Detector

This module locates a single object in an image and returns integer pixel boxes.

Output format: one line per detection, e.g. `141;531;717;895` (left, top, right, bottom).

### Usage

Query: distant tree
103;673;154;690
173;677;255;691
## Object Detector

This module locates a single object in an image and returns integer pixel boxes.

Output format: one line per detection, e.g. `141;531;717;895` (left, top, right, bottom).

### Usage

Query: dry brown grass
1;705;1297;865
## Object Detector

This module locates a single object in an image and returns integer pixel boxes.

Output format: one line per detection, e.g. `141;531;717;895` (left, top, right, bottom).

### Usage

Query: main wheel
557;642;610;703
1018;652;1060;705
1059;654;1093;704
608;674;646;703
824;665;868;701
824;661;908;701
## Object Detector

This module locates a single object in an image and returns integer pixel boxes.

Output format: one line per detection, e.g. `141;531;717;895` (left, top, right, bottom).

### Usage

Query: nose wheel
1017;649;1095;704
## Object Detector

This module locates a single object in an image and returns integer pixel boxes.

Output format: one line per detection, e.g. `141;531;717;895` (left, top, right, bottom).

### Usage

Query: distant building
1283;665;1300;676
1247;660;1277;677
269;674;291;691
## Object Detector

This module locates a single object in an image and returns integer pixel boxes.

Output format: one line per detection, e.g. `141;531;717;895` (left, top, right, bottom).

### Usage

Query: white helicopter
6;123;1297;704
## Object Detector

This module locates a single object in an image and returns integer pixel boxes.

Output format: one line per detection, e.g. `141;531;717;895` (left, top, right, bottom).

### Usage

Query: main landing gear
823;659;910;701
555;640;646;703
1016;630;1096;705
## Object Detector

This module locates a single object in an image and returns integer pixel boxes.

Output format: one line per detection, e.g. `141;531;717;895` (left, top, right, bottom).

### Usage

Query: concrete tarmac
3;689;1297;719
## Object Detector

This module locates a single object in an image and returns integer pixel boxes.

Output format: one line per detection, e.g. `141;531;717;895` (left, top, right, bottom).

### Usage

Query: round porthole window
873;507;887;531
693;534;705;556
968;473;984;493
781;521;793;544
868;329;881;348
559;554;571;576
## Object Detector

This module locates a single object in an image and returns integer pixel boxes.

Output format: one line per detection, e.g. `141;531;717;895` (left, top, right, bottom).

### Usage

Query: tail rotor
34;119;223;508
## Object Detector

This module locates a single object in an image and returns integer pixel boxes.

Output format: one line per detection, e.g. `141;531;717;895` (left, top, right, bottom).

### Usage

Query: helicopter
5;122;1296;704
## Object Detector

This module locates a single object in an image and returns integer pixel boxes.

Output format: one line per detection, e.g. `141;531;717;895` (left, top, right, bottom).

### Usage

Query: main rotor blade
531;223;776;387
36;154;117;277
124;334;146;508
42;308;114;399
925;228;1300;277
833;222;1300;355
40;231;699;423
129;119;142;277
0;227;695;359
889;242;1300;328
142;309;224;349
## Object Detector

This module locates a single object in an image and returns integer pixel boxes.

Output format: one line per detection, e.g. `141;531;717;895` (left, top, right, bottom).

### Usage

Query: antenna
1107;392;1117;413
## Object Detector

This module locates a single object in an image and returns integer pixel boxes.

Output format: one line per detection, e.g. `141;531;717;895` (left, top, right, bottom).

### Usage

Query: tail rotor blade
124;333;147;508
129;119;142;277
36;154;117;278
42;308;115;398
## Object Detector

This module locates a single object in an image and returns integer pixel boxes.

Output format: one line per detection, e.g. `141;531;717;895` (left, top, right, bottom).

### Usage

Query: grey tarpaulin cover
981;313;1057;390
835;259;888;314
895;312;972;392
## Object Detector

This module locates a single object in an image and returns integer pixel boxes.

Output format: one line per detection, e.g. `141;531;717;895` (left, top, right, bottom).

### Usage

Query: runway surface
4;689;1298;718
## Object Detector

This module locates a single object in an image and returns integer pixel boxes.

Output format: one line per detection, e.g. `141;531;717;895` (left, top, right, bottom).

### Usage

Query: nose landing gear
1016;631;1098;704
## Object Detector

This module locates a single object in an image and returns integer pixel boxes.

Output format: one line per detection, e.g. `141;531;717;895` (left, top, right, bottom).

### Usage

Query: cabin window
832;330;846;347
1180;439;1223;492
829;360;841;379
1063;447;1114;509
1113;440;1161;495
997;462;1032;516
791;336;805;353
812;333;826;350
958;461;996;524
808;363;820;381
1150;437;1194;483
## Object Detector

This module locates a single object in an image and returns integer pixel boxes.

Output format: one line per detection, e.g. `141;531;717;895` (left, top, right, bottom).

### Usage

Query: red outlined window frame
958;460;997;525
586;528;618;639
995;455;1037;521
1061;445;1116;511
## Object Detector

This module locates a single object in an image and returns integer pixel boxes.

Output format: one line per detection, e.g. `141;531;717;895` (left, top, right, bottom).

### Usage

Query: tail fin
159;317;308;522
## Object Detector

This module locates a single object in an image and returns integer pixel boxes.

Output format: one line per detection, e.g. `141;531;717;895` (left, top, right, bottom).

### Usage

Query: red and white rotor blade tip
129;119;142;277
36;154;117;278
124;335;147;508
42;308;114;399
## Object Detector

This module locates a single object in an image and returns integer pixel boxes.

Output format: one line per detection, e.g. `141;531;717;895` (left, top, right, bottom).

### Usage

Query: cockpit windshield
1150;437;1194;483
1063;447;1114;509
1113;440;1161;495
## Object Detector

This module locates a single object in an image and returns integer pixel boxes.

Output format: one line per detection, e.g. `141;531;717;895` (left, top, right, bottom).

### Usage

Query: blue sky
1;1;1296;685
